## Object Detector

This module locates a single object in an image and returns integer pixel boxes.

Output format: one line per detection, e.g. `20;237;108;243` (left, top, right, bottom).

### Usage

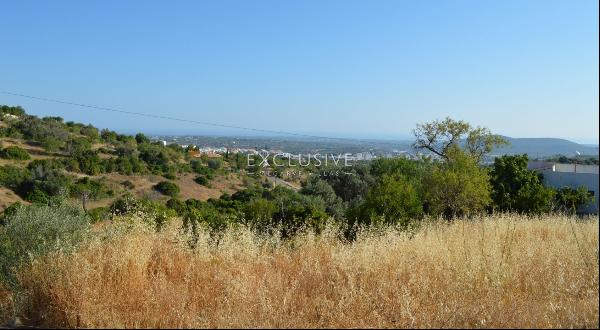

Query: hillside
0;105;254;212
493;137;599;158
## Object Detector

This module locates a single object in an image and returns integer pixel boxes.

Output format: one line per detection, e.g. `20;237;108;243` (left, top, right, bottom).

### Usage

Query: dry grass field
9;214;598;328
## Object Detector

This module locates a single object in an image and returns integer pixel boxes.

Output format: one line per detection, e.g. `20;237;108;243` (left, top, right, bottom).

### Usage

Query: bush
153;181;180;197
0;105;25;117
0;203;90;287
40;136;63;152
0;146;30;160
163;172;177;180
69;177;114;200
194;175;210;186
87;207;109;223
19;169;72;203
553;186;594;213
207;159;221;170
490;154;555;214
349;174;423;229
0;165;30;191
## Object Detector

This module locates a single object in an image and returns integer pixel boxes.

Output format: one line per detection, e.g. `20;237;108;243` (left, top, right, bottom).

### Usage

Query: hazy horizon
133;128;599;146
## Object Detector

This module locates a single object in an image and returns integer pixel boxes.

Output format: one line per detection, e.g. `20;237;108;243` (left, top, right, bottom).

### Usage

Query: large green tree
424;147;491;218
490;155;555;214
413;117;507;163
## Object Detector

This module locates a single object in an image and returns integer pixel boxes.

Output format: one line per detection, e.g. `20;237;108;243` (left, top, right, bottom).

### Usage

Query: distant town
152;134;599;165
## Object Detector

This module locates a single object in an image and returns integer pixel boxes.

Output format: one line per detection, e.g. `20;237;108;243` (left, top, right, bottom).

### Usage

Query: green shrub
349;174;423;229
40;136;63;152
553;186;594;213
194;175;210;186
0;146;30;160
207;159;222;170
0;165;30;191
0;105;25;117
153;181;180;197
69;177;114;200
88;206;109;223
163;172;177;180
0;203;90;287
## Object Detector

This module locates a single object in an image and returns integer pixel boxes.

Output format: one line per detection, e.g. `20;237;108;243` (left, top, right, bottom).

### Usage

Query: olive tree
413;117;507;162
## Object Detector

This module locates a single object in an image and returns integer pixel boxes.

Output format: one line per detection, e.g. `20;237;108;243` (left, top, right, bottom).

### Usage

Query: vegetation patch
0;146;30;160
153;181;180;197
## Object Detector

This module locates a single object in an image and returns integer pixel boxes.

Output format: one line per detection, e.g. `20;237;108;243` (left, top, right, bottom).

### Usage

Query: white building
529;161;599;214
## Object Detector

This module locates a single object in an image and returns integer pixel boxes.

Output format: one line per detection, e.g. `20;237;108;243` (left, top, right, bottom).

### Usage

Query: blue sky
1;0;598;143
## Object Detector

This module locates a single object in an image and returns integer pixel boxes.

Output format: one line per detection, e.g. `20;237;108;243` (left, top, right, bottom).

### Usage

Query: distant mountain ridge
492;137;599;158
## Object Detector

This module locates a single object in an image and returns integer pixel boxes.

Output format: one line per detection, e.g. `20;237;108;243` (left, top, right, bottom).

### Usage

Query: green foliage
350;174;423;228
0;165;30;191
63;137;92;156
40;135;63;152
108;155;147;175
67;150;105;175
490;155;555;214
163;172;177;180
545;155;599;165
424;147;491;218
207;159;222;170
153;180;180;197
1;161;74;203
138;142;182;173
182;202;229;241
242;198;277;230
69;177;114;200
370;157;428;179
0;203;90;287
194;175;210;186
100;129;118;143
22;167;72;203
0;202;22;226
87;206;109;223
0;146;30;160
135;133;150;144
80;124;100;140
0;105;212;178
413;117;507;162
301;176;345;219
322;164;374;203
553;186;594;213
12;115;70;145
0;105;25;117
191;160;216;178
269;186;329;237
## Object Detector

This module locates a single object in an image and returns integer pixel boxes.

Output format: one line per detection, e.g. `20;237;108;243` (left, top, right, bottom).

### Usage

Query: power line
0;90;371;142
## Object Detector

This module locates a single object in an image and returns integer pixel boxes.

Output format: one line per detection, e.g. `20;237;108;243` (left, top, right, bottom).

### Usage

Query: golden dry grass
15;215;600;328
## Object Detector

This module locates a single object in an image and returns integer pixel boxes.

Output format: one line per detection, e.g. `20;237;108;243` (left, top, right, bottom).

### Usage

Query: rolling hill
492;137;599;158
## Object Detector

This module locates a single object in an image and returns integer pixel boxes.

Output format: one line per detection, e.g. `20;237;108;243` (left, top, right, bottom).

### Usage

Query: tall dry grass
15;215;600;328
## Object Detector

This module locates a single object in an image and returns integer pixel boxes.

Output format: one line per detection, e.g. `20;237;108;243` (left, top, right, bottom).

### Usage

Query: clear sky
1;0;598;143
